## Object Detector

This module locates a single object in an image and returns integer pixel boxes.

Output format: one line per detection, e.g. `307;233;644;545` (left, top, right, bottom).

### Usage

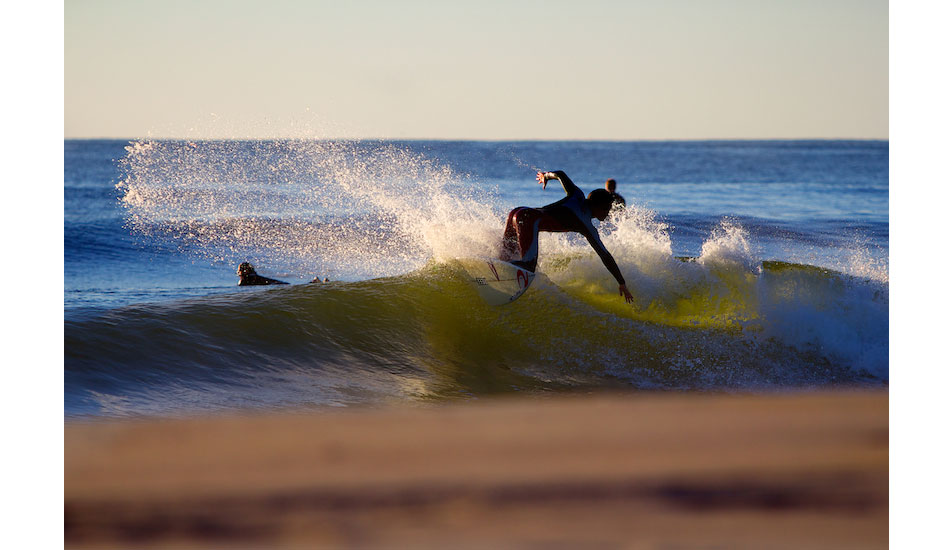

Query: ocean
64;139;888;418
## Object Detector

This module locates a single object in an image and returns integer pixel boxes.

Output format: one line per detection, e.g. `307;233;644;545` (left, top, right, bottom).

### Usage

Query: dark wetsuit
502;171;625;285
239;273;288;286
237;262;288;286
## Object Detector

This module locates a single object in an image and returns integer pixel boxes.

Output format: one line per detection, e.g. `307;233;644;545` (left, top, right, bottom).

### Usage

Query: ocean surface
65;139;888;418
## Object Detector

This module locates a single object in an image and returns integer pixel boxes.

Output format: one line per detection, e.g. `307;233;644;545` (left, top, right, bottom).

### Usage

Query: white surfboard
457;258;536;306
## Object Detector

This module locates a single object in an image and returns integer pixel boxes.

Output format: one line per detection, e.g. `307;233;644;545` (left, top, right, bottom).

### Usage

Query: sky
64;0;888;140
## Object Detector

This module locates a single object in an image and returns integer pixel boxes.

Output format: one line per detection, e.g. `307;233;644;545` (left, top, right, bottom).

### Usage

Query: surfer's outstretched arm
584;233;635;304
536;170;580;196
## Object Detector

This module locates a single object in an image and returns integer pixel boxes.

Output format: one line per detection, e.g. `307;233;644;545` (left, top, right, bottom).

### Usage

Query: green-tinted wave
65;258;887;416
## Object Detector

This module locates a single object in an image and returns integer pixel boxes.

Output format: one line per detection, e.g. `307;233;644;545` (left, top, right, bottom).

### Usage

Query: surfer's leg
513;208;542;272
501;207;525;261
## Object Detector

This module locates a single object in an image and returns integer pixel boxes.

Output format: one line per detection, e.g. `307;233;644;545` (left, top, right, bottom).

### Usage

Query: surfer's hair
237;262;256;276
587;188;614;208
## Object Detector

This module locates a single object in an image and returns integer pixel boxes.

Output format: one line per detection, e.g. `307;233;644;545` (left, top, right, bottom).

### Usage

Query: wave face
65;256;887;417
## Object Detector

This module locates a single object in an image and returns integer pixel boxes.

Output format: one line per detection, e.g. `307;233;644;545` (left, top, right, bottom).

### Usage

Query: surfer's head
237;262;257;277
587;188;614;221
605;178;617;192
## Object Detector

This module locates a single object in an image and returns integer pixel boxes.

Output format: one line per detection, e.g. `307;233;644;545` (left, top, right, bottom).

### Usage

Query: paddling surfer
501;170;634;304
605;178;626;209
237;262;288;286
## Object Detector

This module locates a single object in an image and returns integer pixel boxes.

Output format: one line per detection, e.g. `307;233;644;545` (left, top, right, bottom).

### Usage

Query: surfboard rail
456;258;536;306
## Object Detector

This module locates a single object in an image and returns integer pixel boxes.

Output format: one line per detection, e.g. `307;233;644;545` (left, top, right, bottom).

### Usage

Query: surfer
501;170;635;304
237;262;288;286
605;178;626;209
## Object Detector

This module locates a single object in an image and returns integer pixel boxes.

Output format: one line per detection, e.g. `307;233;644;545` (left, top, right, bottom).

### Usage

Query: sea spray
839;234;889;284
697;219;757;272
118;139;504;280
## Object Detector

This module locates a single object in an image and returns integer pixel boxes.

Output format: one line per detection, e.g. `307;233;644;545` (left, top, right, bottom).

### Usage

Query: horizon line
63;135;890;142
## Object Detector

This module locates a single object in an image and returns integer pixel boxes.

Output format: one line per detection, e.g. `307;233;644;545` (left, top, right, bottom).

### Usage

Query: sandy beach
65;390;887;548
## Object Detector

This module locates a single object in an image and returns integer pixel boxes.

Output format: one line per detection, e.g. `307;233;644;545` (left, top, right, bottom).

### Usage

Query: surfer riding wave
501;170;634;304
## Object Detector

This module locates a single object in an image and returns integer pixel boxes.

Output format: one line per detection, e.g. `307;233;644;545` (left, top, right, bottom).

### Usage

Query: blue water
65;139;888;417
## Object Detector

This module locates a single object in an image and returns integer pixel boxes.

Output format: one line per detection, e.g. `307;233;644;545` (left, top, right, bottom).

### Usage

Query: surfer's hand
536;171;548;190
619;284;634;304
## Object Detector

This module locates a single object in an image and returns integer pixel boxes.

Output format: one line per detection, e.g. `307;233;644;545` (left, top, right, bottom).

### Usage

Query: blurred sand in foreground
65;391;887;549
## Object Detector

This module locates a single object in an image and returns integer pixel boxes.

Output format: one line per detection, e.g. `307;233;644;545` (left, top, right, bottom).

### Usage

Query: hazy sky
65;0;888;140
